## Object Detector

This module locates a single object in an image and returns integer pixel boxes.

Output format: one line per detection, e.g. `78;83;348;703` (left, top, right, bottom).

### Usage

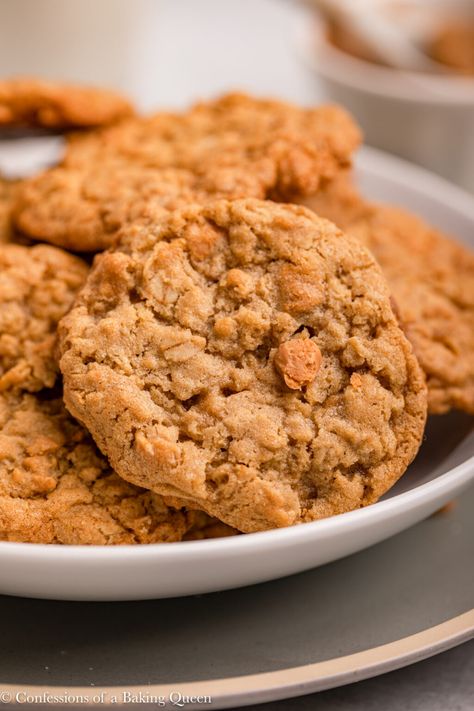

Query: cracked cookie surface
14;93;360;251
59;199;427;532
0;390;232;544
0;77;133;129
0;243;88;392
301;177;474;414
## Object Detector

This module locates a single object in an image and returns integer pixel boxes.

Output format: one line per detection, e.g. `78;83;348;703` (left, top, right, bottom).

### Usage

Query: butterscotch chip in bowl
59;198;427;533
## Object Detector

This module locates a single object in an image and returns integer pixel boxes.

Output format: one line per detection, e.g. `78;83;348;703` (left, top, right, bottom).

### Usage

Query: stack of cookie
0;78;472;543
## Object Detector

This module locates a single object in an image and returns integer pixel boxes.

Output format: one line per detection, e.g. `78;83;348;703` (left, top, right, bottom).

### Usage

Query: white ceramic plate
0;484;473;708
1;146;473;601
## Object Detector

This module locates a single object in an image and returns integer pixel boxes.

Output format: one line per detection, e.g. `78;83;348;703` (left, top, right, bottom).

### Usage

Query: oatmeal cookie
14;167;220;253
14;93;360;251
298;170;368;231
0;77;133;130
301;179;474;414
184;513;238;540
0;178;20;244
0;243;88;392
59;199;427;533
0;390;230;544
351;206;474;414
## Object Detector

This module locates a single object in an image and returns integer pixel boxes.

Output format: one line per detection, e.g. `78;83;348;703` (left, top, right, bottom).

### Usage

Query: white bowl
297;15;474;192
1;146;473;602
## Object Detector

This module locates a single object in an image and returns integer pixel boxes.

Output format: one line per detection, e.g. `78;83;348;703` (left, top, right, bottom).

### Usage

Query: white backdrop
0;0;320;110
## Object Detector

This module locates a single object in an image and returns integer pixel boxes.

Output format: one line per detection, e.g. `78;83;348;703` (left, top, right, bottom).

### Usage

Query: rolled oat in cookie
59;199;427;533
14;93;360;251
0;243;88;393
301;178;474;414
0;390;231;544
0;77;134;130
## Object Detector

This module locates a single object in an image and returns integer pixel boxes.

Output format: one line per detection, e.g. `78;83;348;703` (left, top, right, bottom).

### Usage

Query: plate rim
357;145;474;224
1;611;472;707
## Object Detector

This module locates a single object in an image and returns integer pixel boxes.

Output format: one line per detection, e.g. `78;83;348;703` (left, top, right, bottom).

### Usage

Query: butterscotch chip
14;93;360;251
59;198;427;533
0;243;88;392
301;176;474;414
0;391;231;544
0;77;133;129
274;339;322;389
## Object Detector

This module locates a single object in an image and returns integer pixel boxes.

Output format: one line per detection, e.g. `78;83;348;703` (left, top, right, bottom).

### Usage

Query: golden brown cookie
0;243;88;393
0;77;134;130
301;178;474;414
14;167;218;253
0;390;232;544
298;170;368;231
0;178;19;244
14;93;360;251
351;206;474;415
59;199;427;533
184;514;238;540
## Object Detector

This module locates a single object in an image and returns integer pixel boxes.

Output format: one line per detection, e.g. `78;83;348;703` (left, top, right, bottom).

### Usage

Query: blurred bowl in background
297;13;474;191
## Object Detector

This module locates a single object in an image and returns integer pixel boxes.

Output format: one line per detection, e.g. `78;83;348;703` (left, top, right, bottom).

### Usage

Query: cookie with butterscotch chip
59;199;427;533
301;176;474;414
0;390;232;544
14;93;360;251
0;243;88;393
0;77;133;130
